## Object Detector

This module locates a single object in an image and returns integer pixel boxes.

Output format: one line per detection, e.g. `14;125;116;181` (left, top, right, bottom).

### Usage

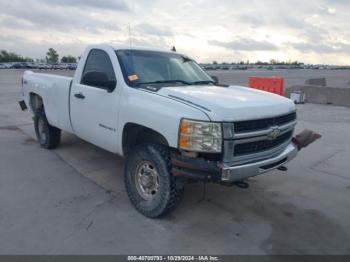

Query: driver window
81;49;116;91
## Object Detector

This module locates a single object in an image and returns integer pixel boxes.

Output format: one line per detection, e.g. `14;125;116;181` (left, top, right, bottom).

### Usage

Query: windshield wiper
190;80;216;85
137;80;191;85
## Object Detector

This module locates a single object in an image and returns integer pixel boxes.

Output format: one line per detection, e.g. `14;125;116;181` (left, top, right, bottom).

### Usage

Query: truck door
70;49;119;152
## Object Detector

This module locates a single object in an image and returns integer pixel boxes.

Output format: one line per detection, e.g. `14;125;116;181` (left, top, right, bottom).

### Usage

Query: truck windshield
116;50;215;87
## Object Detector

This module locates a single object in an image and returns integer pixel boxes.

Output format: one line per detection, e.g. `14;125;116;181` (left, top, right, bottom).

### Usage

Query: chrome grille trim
234;130;293;156
223;111;296;165
224;139;293;165
233;121;296;139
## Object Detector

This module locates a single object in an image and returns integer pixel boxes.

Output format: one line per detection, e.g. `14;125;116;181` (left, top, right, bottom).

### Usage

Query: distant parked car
52;63;67;70
37;63;52;70
61;64;71;70
38;63;47;70
67;63;77;70
52;63;60;70
231;65;248;70
25;62;38;69
0;63;7;69
38;63;46;70
12;62;28;69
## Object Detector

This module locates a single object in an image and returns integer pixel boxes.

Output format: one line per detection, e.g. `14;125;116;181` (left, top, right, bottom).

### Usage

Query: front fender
116;88;210;156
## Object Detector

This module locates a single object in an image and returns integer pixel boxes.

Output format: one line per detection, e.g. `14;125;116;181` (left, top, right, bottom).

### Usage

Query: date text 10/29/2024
127;256;220;261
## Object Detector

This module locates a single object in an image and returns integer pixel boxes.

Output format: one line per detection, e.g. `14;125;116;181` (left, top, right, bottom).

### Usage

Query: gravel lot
1;69;350;254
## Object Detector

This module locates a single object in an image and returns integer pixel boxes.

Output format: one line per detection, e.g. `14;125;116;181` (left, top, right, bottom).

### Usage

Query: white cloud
208;39;278;51
0;0;349;64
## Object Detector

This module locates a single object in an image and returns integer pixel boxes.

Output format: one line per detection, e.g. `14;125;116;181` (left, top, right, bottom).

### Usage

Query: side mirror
81;71;116;92
210;75;219;84
105;80;117;93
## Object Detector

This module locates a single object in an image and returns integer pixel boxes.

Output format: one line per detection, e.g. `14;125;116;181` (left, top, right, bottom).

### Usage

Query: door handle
74;92;85;99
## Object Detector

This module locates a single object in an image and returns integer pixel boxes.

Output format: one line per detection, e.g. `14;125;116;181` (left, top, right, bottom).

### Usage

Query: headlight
178;119;222;153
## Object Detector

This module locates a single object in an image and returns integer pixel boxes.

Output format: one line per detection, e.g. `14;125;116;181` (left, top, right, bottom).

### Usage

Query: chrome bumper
221;142;298;182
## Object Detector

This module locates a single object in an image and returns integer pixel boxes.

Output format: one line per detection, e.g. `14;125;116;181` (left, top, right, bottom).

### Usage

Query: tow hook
234;181;250;189
219;180;250;188
277;166;288;171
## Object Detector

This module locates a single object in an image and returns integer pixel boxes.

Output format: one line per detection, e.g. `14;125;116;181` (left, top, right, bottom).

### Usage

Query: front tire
124;144;184;218
34;107;61;149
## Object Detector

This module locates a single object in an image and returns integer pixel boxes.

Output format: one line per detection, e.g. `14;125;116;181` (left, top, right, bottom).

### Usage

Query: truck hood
158;85;296;121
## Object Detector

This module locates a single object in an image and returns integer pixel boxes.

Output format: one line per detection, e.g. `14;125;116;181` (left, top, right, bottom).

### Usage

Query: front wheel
34;107;61;149
124;144;184;218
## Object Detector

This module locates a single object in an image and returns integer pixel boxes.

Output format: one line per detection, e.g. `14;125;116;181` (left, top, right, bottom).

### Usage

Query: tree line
0;50;34;63
2;48;303;66
0;48;77;63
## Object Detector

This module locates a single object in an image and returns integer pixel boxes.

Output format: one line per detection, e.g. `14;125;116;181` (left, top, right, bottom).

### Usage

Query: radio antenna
128;23;132;48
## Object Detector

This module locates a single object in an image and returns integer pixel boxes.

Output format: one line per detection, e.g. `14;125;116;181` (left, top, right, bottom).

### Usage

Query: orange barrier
248;77;284;96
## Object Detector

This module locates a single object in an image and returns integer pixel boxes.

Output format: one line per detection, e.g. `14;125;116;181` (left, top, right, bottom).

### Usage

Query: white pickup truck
19;44;298;217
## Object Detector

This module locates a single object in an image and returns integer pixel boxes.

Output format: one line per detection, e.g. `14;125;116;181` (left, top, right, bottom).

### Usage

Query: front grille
234;131;293;156
234;112;296;133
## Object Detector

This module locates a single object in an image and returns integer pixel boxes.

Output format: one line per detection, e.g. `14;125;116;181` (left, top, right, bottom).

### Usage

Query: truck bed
22;71;74;133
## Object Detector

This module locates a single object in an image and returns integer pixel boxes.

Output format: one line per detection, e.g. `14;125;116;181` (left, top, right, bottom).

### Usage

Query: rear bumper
171;142;298;182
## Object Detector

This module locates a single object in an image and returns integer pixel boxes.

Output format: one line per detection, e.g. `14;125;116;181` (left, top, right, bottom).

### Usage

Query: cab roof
111;43;172;53
86;43;178;54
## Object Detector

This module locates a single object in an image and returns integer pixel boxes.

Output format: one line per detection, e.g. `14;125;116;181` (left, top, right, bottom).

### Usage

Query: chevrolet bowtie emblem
267;126;281;140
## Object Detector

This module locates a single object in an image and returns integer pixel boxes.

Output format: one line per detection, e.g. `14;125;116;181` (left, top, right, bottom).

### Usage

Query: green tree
46;48;59;64
0;50;33;62
61;55;77;63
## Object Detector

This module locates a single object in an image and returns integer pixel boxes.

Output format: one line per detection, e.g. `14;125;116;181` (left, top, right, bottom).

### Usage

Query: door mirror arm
106;85;115;93
210;75;219;84
105;81;116;93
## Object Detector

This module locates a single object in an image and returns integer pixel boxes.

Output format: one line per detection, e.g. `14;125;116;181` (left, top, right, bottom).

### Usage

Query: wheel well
29;93;43;112
122;123;169;156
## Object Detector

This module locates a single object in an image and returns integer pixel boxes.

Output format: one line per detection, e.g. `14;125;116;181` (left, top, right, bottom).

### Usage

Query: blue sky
0;0;349;64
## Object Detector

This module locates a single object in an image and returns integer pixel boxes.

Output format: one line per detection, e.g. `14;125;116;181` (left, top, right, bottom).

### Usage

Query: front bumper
221;142;298;181
171;142;298;182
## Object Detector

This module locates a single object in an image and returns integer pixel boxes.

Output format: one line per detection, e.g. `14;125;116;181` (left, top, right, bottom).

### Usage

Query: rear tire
124;144;184;218
34;107;61;149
